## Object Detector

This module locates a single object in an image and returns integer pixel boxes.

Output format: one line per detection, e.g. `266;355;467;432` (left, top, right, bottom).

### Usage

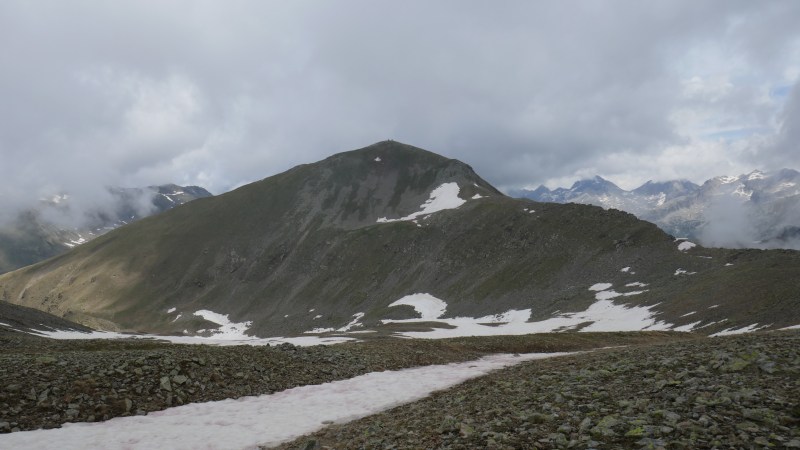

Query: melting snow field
23;328;353;347
710;324;767;337
0;352;571;450
19;310;353;347
382;286;672;339
377;182;466;223
388;293;447;319
589;283;613;291
193;310;253;338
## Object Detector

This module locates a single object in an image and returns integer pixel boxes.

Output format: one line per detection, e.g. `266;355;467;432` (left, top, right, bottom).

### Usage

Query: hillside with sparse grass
1;141;798;338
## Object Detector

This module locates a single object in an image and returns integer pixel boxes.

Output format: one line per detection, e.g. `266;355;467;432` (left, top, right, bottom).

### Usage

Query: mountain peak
569;176;622;194
217;142;504;231
632;179;699;197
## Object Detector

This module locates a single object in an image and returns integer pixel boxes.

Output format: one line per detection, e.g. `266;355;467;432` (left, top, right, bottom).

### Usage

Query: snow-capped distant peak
747;170;765;181
717;175;739;184
733;184;753;199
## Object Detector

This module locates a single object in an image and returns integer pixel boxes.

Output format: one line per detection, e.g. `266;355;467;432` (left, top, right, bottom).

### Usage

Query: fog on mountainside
514;169;800;250
0;184;212;274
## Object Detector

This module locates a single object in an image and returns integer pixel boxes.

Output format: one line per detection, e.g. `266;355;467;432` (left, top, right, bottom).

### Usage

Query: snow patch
167;307;176;314
385;296;668;339
680;311;696;317
305;327;335;334
595;290;621;300
724;263;733;267
588;283;613;291
671;321;702;332
374;156;382;162
708;304;720;309
193;310;253;340
0;353;571;450
780;324;800;330
594;289;648;301
677;241;696;251
710;324;764;337
471;193;484;199
337;312;365;332
26;329;139;340
475;309;532;324
674;268;696;275
625;282;648;287
620;267;630;273
377;183;465;223
388;293;447;320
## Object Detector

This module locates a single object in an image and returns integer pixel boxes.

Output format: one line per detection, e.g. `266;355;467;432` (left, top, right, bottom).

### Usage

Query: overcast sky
1;1;799;220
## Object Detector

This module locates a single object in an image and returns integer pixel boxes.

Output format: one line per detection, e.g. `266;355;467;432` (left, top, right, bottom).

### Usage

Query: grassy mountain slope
0;141;798;336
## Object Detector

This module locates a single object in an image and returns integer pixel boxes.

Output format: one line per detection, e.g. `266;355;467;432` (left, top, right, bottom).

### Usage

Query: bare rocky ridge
276;331;800;450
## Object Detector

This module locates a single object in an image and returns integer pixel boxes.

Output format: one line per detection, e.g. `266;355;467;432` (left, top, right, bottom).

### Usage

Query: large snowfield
0;352;571;450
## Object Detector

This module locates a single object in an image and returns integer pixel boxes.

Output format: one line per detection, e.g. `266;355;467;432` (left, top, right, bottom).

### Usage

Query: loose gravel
0;331;689;434
276;331;800;450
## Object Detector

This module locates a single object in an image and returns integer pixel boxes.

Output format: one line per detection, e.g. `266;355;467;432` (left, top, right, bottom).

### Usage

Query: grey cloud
1;0;799;227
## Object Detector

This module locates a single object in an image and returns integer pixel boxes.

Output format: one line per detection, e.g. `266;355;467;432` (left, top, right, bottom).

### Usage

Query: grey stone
159;376;172;392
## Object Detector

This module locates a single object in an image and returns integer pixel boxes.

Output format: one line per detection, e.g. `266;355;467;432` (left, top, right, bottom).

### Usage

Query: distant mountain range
1;141;797;338
512;169;800;250
0;184;212;274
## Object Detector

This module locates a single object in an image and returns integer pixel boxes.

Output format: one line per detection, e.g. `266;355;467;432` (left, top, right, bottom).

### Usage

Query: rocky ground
277;331;800;450
0;331;686;433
